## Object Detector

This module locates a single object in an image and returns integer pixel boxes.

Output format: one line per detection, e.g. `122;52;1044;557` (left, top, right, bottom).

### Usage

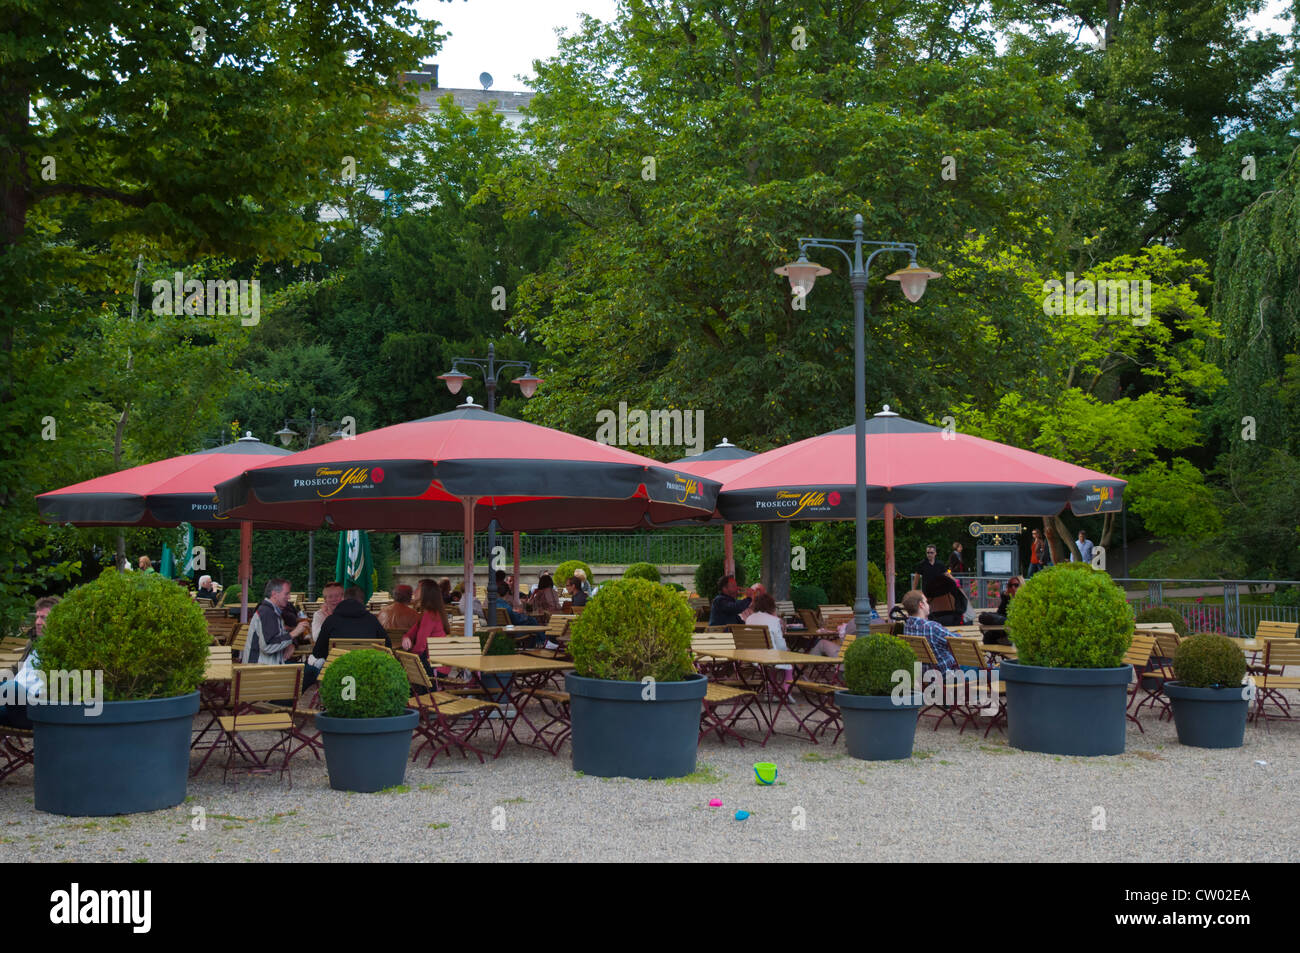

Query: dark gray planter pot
1164;681;1249;749
30;692;199;816
1002;660;1130;756
317;710;418;793
834;691;922;760
566;672;708;779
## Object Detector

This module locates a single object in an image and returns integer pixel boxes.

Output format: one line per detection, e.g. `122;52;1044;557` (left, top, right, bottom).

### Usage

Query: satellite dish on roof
479;72;493;90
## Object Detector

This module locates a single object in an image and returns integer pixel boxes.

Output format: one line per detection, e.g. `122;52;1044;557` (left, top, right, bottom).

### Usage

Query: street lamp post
274;408;348;601
438;342;543;623
775;213;940;633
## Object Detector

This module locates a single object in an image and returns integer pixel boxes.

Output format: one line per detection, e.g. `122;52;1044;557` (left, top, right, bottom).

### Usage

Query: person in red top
1028;528;1048;577
403;579;451;677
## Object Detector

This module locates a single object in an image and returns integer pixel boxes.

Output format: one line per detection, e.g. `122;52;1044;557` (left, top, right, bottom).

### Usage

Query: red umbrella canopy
215;404;720;531
711;411;1126;522
37;435;310;529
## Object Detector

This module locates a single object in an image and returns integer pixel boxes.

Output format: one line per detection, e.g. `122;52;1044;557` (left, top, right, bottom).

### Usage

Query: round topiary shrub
624;561;661;583
1173;633;1247;688
1005;564;1134;668
693;553;745;597
39;568;209;701
478;630;517;656
828;560;885;607
790;584;828;612
843;634;917;696
1136;606;1189;638
666;582;686;592
554;559;594;589
569;578;695;682
320;649;409;718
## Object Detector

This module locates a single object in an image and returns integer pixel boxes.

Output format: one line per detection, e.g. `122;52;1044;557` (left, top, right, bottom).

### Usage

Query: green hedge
553;559;594;589
1005;564;1134;668
623;562;661;582
790;584;828;611
828;560;885;607
843;634;916;696
39;569;209;701
693;552;744;597
568;578;695;682
1136;606;1189;638
320;649;409;718
1173;633;1247;688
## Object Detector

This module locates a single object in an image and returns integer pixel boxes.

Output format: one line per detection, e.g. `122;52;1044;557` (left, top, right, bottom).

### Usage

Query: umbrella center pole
462;497;478;640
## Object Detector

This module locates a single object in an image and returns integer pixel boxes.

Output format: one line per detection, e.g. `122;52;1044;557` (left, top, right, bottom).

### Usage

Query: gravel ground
1;704;1296;863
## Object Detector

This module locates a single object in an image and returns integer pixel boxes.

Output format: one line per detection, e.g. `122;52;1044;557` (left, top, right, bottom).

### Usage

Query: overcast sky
417;0;1293;92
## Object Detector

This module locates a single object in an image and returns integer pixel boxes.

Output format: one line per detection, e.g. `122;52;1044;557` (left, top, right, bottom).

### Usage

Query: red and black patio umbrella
708;408;1126;605
215;402;721;634
38;434;314;620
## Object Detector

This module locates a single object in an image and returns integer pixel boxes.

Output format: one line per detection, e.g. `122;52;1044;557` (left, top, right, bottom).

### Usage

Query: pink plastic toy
709;798;723;807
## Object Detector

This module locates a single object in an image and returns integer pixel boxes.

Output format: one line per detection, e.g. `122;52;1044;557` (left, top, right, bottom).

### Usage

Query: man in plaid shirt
901;589;960;672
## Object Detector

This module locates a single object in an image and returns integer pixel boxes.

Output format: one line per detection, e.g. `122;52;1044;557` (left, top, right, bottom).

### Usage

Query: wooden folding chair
330;638;388;653
220;665;303;787
1253;640;1300;727
797;608;821;633
729;624;772;649
818;604;852;618
425;636;488;695
1123;634;1160;732
207;618;237;646
231;624;249;658
945;637;1005;735
791;634;857;742
691;634;762;746
394;651;498;763
523;616;571;661
899;633;960;730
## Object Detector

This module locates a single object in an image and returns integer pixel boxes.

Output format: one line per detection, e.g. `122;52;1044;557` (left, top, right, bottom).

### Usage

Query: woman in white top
745;592;793;678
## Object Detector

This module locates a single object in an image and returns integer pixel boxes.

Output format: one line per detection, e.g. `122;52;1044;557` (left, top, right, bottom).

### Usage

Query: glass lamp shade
274;425;297;447
513;373;543;399
774;256;831;296
886;264;942;303
438;369;471;395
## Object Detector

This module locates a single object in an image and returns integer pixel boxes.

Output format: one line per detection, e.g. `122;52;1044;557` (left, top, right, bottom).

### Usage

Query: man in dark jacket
709;575;754;626
303;586;388;688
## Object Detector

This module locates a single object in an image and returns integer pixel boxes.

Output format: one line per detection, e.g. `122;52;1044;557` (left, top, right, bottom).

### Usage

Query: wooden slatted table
424;652;573;757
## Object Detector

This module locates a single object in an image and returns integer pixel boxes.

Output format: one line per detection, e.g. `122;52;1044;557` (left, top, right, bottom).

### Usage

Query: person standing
1027;529;1048;578
947;541;965;574
1071;530;1095;565
911;544;948;596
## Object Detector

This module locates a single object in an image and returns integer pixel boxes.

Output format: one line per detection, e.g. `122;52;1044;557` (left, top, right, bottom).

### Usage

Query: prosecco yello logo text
753;489;838;518
292;466;382;498
668;474;702;503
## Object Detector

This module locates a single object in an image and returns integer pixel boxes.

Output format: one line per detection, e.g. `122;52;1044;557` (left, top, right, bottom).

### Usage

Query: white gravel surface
1;705;1296;863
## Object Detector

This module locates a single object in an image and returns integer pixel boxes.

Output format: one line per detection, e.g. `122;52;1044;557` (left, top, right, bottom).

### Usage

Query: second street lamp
776;213;940;633
438;341;543;623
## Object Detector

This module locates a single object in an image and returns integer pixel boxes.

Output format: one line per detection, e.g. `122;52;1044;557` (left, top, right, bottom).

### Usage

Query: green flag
335;530;374;602
159;543;176;579
178;522;195;579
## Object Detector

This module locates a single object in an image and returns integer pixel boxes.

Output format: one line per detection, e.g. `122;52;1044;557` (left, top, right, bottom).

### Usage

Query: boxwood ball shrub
693;553;745;597
39;568;209;701
1005;564;1134;668
1173;634;1247;689
478;630;517;656
666;582;686;592
828;560;885;607
843;634;917;696
320;649;409;719
569;578;695;682
623;561;661;583
790;584;828;612
1135;606;1189;638
553;560;594;589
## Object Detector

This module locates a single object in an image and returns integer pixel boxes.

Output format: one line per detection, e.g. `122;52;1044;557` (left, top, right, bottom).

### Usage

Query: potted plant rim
834;634;921;760
565;577;706;779
1163;634;1250;749
1002;563;1134;756
316;649;418;792
31;569;210;816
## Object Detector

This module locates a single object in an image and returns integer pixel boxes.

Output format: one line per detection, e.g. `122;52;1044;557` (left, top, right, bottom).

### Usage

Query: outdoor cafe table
423;651;573;757
692;648;834;744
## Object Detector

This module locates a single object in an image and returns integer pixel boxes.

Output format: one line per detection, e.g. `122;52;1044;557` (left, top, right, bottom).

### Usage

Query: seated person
709;575;755;626
496;583;543;646
573;568;592;594
303;585;387;688
745;593;792;677
0;596;60;728
926;573;968;627
310;581;345;642
377;584;421;631
740;583;766;621
565;577;588;607
244;578;308;664
195;575;221;602
977;576;1021;644
809;604;880;657
403;580;451;678
528;574;561;617
459;590;487;624
901;589;960;673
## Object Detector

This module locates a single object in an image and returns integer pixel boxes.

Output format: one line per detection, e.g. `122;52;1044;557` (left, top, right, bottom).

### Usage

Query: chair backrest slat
1123;634;1156;668
428;635;484;658
729;624;771;650
393;650;433;691
797;609;820;631
900;633;938;665
945;637;986;669
231;664;301;704
1264;640;1300;667
1257;620;1299;640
